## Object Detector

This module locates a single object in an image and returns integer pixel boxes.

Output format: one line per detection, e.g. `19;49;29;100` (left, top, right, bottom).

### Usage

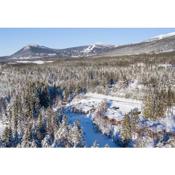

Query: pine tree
21;126;32;147
38;112;43;130
52;116;69;147
45;107;56;138
166;86;175;114
2;126;13;147
121;114;132;146
36;112;46;143
143;87;167;120
68;120;84;147
31;140;38;148
41;134;53;148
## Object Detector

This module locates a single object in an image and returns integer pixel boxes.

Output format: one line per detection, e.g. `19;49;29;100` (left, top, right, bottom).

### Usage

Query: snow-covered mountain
9;44;116;60
145;32;175;42
102;32;175;56
83;44;116;55
5;31;175;60
10;45;58;59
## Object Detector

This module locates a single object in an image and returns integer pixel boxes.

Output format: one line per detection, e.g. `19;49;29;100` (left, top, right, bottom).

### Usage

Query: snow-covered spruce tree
93;100;112;135
41;134;53;147
52;116;84;147
21;124;32;148
120;114;132;147
0;138;4;148
35;112;46;145
45;107;57;136
143;86;167;120
31;139;38;148
93;101;102;117
1;126;13;147
166;86;175;114
52;116;69;147
120;110;140;147
68;120;84;147
136;134;155;148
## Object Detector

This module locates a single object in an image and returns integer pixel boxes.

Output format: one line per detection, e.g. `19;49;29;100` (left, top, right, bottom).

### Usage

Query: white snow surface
83;44;115;54
16;60;54;64
83;45;96;53
146;32;175;42
158;64;173;68
68;92;142;120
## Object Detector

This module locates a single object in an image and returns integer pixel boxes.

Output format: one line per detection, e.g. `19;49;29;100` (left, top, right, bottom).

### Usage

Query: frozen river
65;111;117;147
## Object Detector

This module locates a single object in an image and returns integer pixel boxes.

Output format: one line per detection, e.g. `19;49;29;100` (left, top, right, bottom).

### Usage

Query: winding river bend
64;111;117;147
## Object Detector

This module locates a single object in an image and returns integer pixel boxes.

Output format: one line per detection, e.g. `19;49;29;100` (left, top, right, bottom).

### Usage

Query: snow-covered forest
0;53;175;147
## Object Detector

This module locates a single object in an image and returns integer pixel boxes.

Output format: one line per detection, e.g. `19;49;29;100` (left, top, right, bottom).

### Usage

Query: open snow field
68;92;142;120
16;60;54;64
7;60;54;65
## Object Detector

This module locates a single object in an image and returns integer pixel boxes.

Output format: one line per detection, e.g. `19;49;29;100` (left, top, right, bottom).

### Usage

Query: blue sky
0;28;175;56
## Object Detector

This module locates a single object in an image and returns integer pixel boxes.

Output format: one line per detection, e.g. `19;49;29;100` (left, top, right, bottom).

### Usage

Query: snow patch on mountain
83;44;96;53
23;44;49;50
146;32;175;42
83;44;116;54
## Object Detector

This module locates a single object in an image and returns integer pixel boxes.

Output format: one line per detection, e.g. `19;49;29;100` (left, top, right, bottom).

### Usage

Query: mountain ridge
4;32;175;60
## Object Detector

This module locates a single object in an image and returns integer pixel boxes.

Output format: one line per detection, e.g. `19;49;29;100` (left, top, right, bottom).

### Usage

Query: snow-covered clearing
68;92;142;120
16;60;54;64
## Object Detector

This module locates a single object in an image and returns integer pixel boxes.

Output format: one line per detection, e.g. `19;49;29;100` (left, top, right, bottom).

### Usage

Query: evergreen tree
41;135;53;148
68;121;84;147
121;114;132;146
52;116;69;147
143;87;167;120
2;126;13;147
21;126;32;147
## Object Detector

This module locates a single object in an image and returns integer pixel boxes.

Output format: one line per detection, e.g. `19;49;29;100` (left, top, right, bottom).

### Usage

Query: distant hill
3;32;175;60
8;44;116;60
101;32;175;57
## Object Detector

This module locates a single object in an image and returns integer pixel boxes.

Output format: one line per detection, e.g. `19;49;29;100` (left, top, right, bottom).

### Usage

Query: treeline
1;54;174;99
